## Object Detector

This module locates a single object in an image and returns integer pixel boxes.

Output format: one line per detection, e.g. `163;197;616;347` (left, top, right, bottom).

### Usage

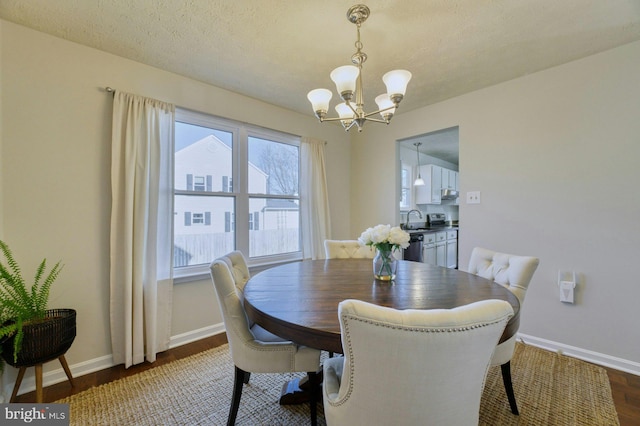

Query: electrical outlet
558;271;577;304
466;191;481;204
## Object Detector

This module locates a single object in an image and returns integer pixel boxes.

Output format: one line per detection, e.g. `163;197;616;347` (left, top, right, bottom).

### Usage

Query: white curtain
110;91;175;368
300;137;332;259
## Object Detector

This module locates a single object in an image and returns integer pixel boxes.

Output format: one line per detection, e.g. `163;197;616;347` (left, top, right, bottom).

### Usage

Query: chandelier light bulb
335;102;355;119
335;102;355;130
330;65;359;101
383;70;412;103
375;94;396;120
307;89;333;118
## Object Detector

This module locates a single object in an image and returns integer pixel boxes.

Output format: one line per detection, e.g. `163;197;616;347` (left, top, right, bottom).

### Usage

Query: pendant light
414;142;425;186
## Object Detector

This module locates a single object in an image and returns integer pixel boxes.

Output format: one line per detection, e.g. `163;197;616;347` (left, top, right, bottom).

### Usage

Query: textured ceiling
2;0;640;122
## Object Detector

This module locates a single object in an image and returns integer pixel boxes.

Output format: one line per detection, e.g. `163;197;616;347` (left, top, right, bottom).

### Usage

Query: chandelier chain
352;25;367;66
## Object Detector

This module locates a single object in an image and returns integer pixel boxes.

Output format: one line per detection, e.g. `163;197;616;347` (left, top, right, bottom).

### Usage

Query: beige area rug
57;342;619;425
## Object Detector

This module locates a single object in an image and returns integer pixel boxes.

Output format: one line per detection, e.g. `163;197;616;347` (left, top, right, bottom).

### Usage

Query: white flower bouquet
358;224;410;253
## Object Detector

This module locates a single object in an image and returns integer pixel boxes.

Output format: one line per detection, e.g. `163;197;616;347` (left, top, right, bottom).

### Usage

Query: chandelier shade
307;4;411;132
375;94;396;120
330;66;360;99
307;89;333;115
335;103;355;120
383;70;412;101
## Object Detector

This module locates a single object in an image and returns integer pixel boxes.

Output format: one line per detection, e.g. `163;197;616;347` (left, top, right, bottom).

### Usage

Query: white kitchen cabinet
423;243;436;265
441;169;458;190
415;165;460;205
421;230;457;269
441;168;449;189
415;165;442;204
422;233;437;265
435;241;446;267
446;230;458;269
435;232;447;267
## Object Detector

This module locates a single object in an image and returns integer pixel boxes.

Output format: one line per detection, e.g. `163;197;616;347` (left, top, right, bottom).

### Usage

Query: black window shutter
205;211;211;226
222;176;228;193
254;211;259;230
184;212;192;226
186;174;193;191
225;212;230;232
206;175;213;192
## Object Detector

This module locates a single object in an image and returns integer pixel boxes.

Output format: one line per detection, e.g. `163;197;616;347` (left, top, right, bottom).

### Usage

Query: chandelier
307;4;412;132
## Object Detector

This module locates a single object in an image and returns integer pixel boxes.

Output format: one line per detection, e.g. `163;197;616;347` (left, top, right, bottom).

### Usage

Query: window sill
174;253;304;284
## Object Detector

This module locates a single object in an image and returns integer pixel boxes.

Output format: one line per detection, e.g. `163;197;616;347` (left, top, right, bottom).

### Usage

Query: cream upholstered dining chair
210;251;322;426
324;239;375;259
322;299;514;426
467;246;540;415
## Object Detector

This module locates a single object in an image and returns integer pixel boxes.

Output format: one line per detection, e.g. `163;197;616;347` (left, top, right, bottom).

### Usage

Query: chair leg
307;371;320;426
227;366;247;426
9;367;27;403
242;371;251;384
501;361;519;415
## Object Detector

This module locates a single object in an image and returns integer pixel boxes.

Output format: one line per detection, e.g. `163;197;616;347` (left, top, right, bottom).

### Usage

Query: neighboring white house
174;135;298;265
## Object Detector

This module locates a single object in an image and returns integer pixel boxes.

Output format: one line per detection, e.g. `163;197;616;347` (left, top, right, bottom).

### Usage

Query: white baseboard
4;328;637;400
518;333;640;376
2;322;226;399
169;323;225;349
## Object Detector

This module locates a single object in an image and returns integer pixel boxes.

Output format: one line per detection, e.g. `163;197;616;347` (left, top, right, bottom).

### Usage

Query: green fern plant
0;239;63;367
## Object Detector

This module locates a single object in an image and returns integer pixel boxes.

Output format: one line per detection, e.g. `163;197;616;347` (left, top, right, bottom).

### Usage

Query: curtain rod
105;86;327;145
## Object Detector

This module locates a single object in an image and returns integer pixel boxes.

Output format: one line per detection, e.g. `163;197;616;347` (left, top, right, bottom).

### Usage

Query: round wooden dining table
243;259;520;354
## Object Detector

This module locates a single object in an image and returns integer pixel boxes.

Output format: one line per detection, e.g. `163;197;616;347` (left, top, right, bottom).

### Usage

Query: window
400;162;412;210
174;109;302;275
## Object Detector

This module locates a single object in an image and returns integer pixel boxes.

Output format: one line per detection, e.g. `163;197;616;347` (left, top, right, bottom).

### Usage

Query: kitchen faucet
405;209;423;228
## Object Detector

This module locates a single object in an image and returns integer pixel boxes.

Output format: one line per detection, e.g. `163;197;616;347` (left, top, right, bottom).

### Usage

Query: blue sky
175;121;272;165
175;121;231;151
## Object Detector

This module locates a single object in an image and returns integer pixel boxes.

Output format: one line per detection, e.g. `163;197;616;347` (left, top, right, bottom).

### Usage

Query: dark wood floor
13;334;640;425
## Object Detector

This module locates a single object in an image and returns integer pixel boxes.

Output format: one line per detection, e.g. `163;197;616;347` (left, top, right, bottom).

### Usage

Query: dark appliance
426;213;447;228
403;232;423;262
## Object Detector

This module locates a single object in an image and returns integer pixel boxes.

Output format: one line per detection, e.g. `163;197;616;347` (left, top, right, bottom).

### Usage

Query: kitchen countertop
406;226;459;234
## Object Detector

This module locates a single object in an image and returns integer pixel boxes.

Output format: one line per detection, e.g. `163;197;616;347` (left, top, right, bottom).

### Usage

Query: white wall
0;20;3;241
351;40;640;372
2;18;639;395
0;19;351;393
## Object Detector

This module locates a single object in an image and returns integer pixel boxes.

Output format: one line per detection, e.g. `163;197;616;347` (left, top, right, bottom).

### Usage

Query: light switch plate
466;191;481;204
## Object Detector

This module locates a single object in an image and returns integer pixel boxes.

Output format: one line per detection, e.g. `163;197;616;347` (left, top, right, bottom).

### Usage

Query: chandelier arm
316;115;387;124
362;105;396;118
344;120;358;131
362;116;389;124
344;101;360;116
316;116;348;123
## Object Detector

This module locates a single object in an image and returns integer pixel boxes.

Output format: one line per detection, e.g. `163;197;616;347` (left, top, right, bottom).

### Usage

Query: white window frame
174;108;303;281
400;162;412;211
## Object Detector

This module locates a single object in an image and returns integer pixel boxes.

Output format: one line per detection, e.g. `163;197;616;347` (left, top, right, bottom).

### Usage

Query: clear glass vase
373;249;397;281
